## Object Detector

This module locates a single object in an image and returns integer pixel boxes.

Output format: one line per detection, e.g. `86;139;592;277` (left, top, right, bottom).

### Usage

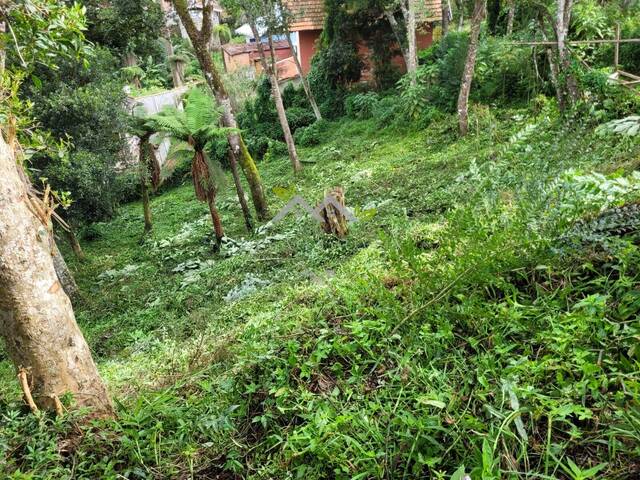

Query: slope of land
2;107;640;479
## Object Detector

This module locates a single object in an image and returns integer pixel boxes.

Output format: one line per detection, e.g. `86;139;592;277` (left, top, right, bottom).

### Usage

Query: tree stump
318;187;349;238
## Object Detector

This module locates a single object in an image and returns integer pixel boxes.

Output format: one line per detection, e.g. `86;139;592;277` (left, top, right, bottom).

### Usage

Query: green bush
294;119;328;147
345;92;379;119
286;106;316;132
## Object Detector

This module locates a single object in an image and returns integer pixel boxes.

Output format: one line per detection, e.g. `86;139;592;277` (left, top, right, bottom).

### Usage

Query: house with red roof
283;0;443;77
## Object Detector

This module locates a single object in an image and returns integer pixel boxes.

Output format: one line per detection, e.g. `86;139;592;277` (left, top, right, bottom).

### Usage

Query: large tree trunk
162;38;185;88
0;135;112;416
285;32;322;121
207;193;224;249
555;0;580;111
172;0;270;220
139;139;153;233
141;176;153;233
249;19;302;174
457;0;485;136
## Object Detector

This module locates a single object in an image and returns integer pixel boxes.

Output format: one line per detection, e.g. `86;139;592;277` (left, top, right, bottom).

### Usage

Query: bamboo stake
615;23;621;70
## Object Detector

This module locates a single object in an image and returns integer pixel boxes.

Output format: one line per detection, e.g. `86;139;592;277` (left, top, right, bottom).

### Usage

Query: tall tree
247;14;302;173
172;0;269;220
457;0;485;136
0;134;113;416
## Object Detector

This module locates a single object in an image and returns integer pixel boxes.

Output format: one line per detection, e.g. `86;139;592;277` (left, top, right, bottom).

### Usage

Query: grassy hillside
2;106;640;479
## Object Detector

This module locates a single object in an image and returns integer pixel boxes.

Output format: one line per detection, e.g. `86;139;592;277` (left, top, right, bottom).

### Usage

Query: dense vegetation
2;0;640;479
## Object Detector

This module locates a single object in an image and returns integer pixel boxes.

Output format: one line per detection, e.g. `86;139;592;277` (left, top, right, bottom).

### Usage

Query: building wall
297;25;433;81
224;51;252;73
299;29;322;74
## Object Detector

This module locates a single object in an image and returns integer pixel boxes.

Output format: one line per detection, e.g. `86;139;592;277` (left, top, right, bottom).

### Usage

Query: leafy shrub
285;106;316;132
294;119;328;147
345;92;379;119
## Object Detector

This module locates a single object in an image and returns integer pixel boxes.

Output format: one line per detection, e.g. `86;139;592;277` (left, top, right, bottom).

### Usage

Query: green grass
2;106;640;479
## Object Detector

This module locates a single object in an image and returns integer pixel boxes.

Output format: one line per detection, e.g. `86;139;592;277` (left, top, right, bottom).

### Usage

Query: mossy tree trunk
0;134;113;416
457;0;485;136
172;0;270;220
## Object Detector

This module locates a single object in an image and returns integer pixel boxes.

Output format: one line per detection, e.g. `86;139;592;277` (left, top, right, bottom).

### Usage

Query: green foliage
27;47;131;223
2;0;91;74
238;79;315;159
597;115;640;136
4;104;640;479
82;0;164;60
294;119;328;147
345;92;379;119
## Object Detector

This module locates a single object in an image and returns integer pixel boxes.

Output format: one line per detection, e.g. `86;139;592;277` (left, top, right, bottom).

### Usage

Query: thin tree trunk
442;0;451;37
141;177;152;233
285;32;322;121
400;0;418;86
268;34;302;173
207;193;224;248
65;227;86;262
0;15;6;76
172;0;270;220
555;0;579;110
457;0;485;136
457;0;464;31
52;240;79;299
139;138;153;233
539;19;563;110
0;135;112;416
249;18;302;173
229;151;253;232
506;0;515;36
385;10;411;75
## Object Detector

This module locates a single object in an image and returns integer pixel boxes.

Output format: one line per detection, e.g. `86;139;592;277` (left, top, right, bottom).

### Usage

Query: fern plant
149;88;235;247
597;116;640;136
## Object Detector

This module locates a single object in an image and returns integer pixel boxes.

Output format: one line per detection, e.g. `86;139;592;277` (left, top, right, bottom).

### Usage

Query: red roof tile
282;0;442;32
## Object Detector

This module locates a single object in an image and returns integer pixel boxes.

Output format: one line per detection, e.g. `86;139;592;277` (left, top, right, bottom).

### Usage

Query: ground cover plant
2;100;640;478
3;0;640;479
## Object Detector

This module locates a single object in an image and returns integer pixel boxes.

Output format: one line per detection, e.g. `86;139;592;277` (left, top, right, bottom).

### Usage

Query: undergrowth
1;105;640;479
